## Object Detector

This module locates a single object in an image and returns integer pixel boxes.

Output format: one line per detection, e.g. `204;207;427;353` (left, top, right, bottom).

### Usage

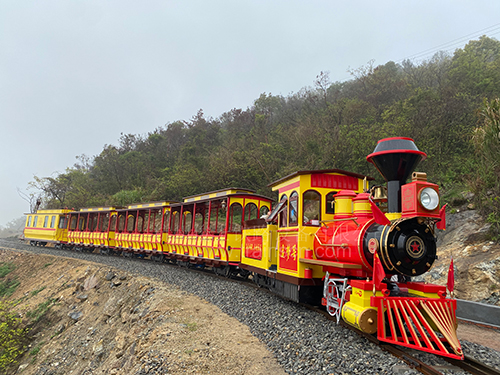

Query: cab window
50;216;56;228
303;190;321;226
289;192;298;227
27;216;32;227
279;194;288;228
260;206;269;218
326;192;337;214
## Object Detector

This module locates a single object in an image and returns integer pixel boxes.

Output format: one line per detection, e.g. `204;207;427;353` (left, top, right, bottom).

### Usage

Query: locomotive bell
366;137;427;213
370;186;387;202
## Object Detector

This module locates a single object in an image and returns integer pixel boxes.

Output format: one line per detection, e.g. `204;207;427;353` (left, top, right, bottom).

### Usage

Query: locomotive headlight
419;187;439;210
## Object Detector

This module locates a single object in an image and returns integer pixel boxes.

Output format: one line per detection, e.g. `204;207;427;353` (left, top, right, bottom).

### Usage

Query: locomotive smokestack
366;137;427;213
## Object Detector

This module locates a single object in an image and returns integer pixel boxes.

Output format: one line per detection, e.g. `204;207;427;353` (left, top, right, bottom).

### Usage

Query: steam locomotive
23;137;462;359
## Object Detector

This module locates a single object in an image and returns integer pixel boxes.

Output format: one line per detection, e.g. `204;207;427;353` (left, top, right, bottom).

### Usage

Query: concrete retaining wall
456;299;500;328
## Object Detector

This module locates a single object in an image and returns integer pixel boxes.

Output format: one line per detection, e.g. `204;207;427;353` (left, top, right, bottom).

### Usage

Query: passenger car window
127;214;135;233
183;211;193;234
69;216;77;230
194;212;204;234
245;203;258;221
170;211;179;234
162;211;170;233
59;217;68;229
229;203;242;233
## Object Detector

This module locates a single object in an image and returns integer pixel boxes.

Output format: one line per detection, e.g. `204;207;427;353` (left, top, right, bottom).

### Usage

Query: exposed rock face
420;210;500;305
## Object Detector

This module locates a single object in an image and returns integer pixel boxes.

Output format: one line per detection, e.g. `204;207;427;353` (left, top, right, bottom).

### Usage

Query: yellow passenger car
166;188;272;274
24;209;74;246
67;206;120;250
114;201;176;257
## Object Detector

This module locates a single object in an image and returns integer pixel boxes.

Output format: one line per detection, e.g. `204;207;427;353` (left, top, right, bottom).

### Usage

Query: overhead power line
337;22;500;82
396;22;500;63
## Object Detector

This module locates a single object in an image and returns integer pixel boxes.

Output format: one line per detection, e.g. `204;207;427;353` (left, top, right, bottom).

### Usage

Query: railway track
304;304;499;375
1;239;500;375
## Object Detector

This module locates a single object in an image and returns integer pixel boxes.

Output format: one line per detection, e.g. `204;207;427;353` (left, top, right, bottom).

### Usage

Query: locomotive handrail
299;258;362;269
314;233;348;248
320;218;359;227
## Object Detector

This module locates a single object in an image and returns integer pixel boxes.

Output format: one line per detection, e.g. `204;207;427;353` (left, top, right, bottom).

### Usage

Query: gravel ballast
2;239;499;375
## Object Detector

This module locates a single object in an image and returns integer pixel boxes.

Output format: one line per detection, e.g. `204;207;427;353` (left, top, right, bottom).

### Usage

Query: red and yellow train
23;137;462;359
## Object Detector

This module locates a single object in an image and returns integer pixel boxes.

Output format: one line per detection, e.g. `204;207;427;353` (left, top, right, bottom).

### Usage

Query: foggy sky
1;0;500;226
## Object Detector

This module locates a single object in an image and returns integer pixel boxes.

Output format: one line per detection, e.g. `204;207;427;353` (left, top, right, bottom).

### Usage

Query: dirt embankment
0;250;285;375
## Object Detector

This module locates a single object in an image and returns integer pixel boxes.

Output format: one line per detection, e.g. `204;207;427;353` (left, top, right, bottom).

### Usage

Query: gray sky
1;0;500;227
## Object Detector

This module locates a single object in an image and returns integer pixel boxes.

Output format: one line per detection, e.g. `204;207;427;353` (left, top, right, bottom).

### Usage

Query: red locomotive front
316;137;462;359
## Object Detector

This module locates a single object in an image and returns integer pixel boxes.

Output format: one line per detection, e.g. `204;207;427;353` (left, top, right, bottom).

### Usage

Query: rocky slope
420;209;500;305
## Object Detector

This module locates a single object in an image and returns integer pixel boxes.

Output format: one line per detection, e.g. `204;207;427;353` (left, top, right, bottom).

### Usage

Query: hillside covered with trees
27;36;500;238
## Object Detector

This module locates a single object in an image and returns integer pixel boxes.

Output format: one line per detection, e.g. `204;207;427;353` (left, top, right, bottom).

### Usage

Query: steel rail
444;356;500;375
306;304;445;375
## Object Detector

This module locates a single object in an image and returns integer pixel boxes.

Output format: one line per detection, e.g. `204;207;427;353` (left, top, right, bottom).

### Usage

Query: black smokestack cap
366;137;427;213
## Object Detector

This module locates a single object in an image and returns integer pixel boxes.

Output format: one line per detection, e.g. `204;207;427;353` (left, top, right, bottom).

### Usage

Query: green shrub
0;301;29;371
0;279;20;298
30;287;46;297
470;98;500;240
29;341;43;357
0;263;15;278
25;299;56;323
